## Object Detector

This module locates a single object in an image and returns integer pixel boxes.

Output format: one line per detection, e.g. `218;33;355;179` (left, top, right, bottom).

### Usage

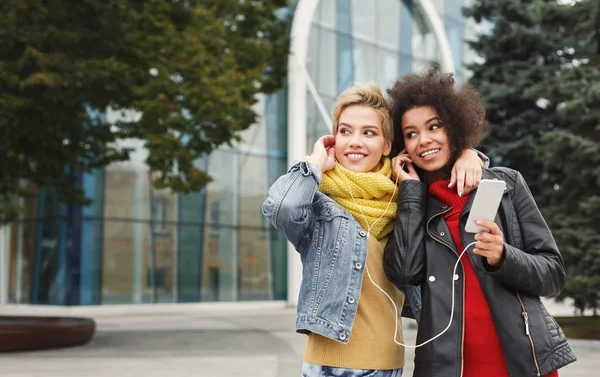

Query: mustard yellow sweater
303;235;406;370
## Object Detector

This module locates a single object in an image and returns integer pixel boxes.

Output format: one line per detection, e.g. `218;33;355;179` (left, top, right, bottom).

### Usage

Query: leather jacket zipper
426;209;465;377
500;191;541;375
516;291;541;376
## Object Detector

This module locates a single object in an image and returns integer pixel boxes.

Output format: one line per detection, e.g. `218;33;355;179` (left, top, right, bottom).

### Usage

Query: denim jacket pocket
314;204;350;254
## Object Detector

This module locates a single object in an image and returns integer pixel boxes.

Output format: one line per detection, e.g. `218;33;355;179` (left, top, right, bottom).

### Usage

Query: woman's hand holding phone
473;220;505;267
391;150;419;183
311;135;336;173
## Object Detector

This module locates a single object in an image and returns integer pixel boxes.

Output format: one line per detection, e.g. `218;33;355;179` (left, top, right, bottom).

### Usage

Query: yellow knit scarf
318;158;398;240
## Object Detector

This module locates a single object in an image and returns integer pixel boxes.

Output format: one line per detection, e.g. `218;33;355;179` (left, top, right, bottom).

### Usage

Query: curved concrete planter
0;316;95;352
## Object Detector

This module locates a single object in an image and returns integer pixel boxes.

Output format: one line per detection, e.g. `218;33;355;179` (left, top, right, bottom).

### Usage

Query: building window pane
102;165;154;304
353;40;376;83
315;0;336;27
376;0;401;49
351;0;376;40
308;26;337;98
152;196;169;235
412;57;437;73
209;201;220;238
376;49;399;90
412;8;440;63
307;92;335;147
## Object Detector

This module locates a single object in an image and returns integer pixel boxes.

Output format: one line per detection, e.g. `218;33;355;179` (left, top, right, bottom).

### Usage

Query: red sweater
429;181;557;377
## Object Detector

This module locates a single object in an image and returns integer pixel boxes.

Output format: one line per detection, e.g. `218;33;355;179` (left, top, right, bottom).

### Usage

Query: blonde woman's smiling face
334;105;391;172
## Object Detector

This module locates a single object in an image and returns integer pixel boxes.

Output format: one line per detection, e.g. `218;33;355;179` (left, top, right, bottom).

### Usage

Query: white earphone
342;160;474;348
365;241;475;348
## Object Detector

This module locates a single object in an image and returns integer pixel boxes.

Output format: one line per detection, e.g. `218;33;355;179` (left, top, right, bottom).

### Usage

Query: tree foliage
0;0;290;221
465;0;600;314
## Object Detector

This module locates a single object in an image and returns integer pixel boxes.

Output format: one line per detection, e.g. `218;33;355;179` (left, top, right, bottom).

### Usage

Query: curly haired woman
383;67;576;377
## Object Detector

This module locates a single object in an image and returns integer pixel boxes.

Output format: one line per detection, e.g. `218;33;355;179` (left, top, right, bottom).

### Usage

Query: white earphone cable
364;240;476;348
341;161;474;348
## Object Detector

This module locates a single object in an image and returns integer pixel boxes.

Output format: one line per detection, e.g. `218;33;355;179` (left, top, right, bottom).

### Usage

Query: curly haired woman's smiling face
402;106;451;177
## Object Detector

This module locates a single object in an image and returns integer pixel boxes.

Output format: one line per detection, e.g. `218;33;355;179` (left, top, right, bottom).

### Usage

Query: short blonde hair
331;82;393;141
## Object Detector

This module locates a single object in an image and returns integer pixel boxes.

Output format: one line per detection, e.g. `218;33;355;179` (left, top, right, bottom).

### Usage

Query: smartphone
464;179;507;233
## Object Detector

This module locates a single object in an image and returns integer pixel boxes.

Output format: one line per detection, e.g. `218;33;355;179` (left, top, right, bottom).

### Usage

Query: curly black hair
387;67;487;168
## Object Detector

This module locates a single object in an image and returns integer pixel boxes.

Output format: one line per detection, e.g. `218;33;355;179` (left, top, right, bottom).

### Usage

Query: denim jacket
262;160;421;344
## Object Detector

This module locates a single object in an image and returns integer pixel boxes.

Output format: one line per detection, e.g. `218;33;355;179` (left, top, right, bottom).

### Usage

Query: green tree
464;0;566;201
0;0;290;221
465;0;600;314
524;0;600;315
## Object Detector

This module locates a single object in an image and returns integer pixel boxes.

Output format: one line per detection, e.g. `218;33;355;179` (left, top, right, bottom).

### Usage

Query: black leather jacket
384;167;576;377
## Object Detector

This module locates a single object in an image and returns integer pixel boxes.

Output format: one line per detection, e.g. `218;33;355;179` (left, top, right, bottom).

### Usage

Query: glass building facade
4;0;481;306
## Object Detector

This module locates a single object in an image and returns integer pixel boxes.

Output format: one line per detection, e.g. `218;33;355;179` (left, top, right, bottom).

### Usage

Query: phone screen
465;179;506;233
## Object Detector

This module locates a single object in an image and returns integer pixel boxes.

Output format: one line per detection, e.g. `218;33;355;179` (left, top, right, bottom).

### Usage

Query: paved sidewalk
0;303;597;377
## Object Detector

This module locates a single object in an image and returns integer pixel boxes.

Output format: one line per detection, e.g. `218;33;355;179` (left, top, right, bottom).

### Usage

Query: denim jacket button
339;332;347;340
454;274;459;281
348;296;356;304
355;262;362;270
359;231;366;237
428;275;436;283
439;231;445;237
326;208;331;216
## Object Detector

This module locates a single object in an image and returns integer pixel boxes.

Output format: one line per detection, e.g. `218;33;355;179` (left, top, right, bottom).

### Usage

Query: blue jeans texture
302;362;403;377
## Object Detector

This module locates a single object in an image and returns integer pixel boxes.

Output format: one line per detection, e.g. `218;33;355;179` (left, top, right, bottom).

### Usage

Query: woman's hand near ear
310;135;336;172
391;151;419;184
